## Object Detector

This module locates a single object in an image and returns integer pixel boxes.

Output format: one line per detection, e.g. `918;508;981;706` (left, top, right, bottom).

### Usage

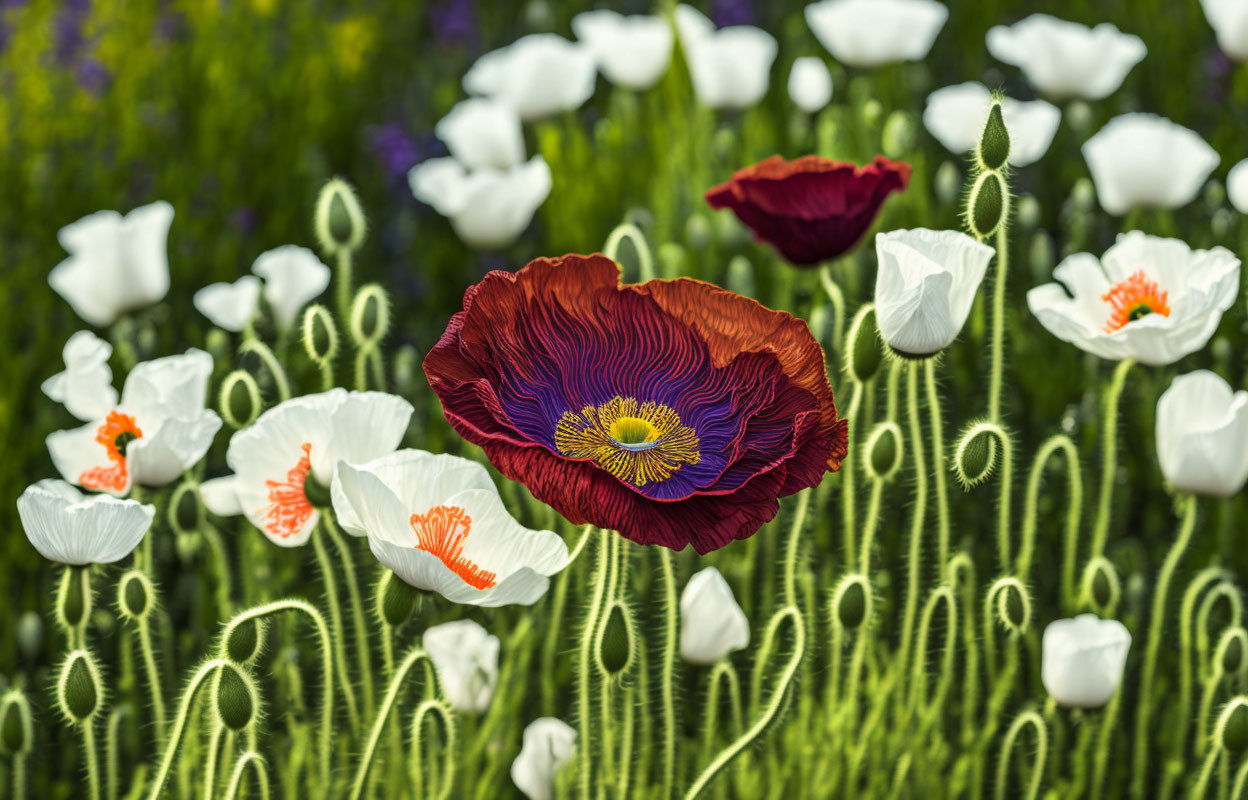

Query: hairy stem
1089;358;1135;560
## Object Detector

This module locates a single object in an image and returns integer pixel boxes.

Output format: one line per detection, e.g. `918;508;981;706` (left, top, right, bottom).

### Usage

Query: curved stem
924;359;951;571
659;547;679;799
147;659;226;800
858;477;886;576
994;710;1048;800
897;360;929;679
841;379;864;569
224;751;271;800
1132;493;1199;799
1192;745;1222;800
684;606;805;800
782;488;812;607
336;249;354;332
818;265;846;356
1091;691;1123;797
1178;568;1229;761
136;616;167;749
347;647;434;800
203;719;225;800
909;586;957;728
237;338;291;402
105;704;130;800
577;532;611;799
322;515;376;722
1020;434;1081;590
603;222;656;282
409;699;457;800
311;523;360;732
988;222;1010;422
1090;358;1135;559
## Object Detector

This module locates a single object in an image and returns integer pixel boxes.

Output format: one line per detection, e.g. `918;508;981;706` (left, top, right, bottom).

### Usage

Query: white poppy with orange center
200;389;413;547
46;349;222;496
1026;232;1241;366
331;450;570;606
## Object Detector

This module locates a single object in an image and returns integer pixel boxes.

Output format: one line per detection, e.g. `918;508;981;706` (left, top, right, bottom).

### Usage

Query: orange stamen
260;443;315;539
80;410;142;492
409;505;497;590
1102;270;1171;333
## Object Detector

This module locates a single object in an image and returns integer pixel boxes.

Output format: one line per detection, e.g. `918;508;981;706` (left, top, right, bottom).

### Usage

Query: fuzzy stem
336;249;354;332
136;616;167;749
1090;358;1135;559
947;553;979;747
311;523;361;732
577;532;611;799
409;699;457;800
782;488;812;607
105;704;129;800
322;515;376;722
924;359;951;571
659;547;679;799
347;647;434;800
1132;493;1199;799
82;722;101;800
897;360;929;680
1179;568;1229;761
237;339;292;402
203;719;225;800
995;710;1048;800
603;222;656;282
818;265;847;356
1020;434;1082;589
1091;691;1123;797
857;477;886;575
224;752;271;800
841;379;864;568
909;586;957;728
1192;745;1222;800
147;659;226;799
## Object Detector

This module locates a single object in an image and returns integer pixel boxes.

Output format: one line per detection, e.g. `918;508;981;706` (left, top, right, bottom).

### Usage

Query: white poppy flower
434;99;525;171
572;10;673;90
511;717;576;800
423;619;500;714
41;331;118;422
463;33;597;121
1027;232;1240;366
1227;158;1248;214
874;229;994;356
1201;0;1248;61
986;15;1146;100
251;245;331;330
675;5;778;110
192;275;262;333
47;349;222;496
788;56;834;113
409;156;552;251
332;450;569;606
1082;114;1220;216
1042;614;1131;708
16;479;155;565
922;82;1060;167
1156;371;1248;498
680;567;750;665
213;389;413;547
804;0;948;69
49;201;174;327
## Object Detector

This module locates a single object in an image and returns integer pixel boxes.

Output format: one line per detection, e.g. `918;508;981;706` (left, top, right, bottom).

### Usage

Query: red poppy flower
424;254;847;554
706;154;912;266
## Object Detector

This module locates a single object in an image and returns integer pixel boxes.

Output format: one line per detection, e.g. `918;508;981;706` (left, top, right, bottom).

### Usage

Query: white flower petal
42;331;118;422
251;245;331;329
805;0;948;68
121;349;214;412
463;34;597;121
1042;614;1131;708
435;99;526;171
17;479;154;565
323;392;414;484
511;718;576;800
423;620;501;714
923;82;1060;167
411;156;553;251
573;10;673;90
677;7;778;110
986;14;1145;99
1228;158;1248;214
788;57;833;113
127;410;223;487
1201;0;1248;60
1082;114;1220;216
680;567;750;665
1156;370;1248;497
199;475;243;517
193;275;262;332
47;421;131;496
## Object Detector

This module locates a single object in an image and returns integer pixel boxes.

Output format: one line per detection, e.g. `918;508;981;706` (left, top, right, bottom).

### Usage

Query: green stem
818;265;846;356
224;752;271;800
1091;691;1123;797
782;489;812;607
1192;746;1222;800
1133;493;1199;799
83;722;101;800
1089;358;1135;560
106;704;129;800
347;647;434;800
841;379;864;568
147;659;226;800
988;221;1009;423
858;477;885;575
136;616;167;749
409;699;457;800
603;222;656;282
1020;434;1081;589
924;359;950;571
659;547;679;800
311;523;360;733
203;719;225;800
322;515;376;722
336;249;354;331
897;360;929;680
577;532;611;799
237;338;292;402
995;710;1048;800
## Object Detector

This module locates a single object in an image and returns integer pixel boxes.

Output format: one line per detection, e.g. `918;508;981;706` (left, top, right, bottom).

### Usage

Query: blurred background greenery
2;0;1247;793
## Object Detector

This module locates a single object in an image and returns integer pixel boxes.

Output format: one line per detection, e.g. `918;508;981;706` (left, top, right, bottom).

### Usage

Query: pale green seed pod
118;570;152;621
226;619;267;664
596;600;637;678
314;177;367;255
845;305;882;384
968;171;1007;239
953;420;1001;490
882;111;915;159
349;284;391;348
1217;697;1248;754
0;689;32;756
934;161;962;207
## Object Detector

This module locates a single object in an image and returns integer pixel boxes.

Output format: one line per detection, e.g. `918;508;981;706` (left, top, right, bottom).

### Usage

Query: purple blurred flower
710;0;754;28
230;207;258;234
54;0;90;64
367;123;442;181
76;58;111;95
429;0;477;47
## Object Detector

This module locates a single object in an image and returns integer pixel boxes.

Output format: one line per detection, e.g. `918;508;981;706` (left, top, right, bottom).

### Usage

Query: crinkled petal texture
423;254;846;554
1042;614;1131;709
572;10;673;90
409;156;553;251
462;33;597;121
1082;114;1219;216
1156;371;1248;498
193;275;262;332
986;15;1146;100
332;453;568;606
922;82;1061;167
42;330;118;422
434;98;526;171
804;0;948;68
875;229;994;356
512;718;576;800
1202;0;1248;60
251;245;331;329
222;389;414;547
49;200;174;327
680;567;750;664
675;5;777;110
706;155;911;266
1026;231;1241;366
16;479;155;565
423;620;501;714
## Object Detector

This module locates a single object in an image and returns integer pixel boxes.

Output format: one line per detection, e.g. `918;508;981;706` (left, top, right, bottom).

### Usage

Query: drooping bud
1218;628;1248;676
349;284;391;349
0;689;32;756
1218;697;1248;754
302;304;340;365
169;480;202;534
968;171;1006;239
57;566;91;633
379;571;421;627
58;650;100;724
216;663;256;731
219;370;261;429
596;600;636;678
118;570;152;620
993;578;1032;634
846;305;882;383
314;177;367;256
934;161;961;207
1081;557;1122;615
226;619;266;664
977;102;1010;172
863;421;903;482
882;111;915;159
953;420;1000;490
834;574;871;629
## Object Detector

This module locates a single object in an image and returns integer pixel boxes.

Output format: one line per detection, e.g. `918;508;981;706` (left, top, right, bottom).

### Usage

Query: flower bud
861;98;883;130
219;370;261;429
314;177;367;255
226;619;266;664
1016;194;1041;231
1218;628;1248;676
17;612;43;664
968;171;1007;239
57;566;91;632
349;284;391;348
657;243;689;279
934;161;961;207
1066;100;1093;136
1070;177;1096;213
216;663;256;731
379;571;421;627
846;305;882;383
58;650;100;724
834;574;871;629
0;690;32;756
118;570;151;620
1042;614;1131;709
863;421;903;482
169;480;202;534
882;111;915;159
977;102;1010;172
953;420;999;490
596;600;636;678
1218;697;1248;754
993;579;1032;634
206;328;231;362
685;213;712;252
302;304;340;364
724;256;756;299
1029;231;1055;285
1081;557;1121;614
392;344;422;396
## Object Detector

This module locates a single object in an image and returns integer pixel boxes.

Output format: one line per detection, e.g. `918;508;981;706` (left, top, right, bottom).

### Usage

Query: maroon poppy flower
706;154;912;266
424;254;847;554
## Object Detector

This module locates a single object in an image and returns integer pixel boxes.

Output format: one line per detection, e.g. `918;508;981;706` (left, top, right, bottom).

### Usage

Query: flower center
1102;270;1171;333
410;505;497;590
260;443;316;539
554;396;700;487
80;410;143;492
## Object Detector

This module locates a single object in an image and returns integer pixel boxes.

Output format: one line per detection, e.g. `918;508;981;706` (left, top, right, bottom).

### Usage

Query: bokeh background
2;0;1246;776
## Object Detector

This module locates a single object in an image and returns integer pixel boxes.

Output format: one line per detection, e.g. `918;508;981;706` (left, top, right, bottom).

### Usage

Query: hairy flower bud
1218;697;1248;754
0;689;32;756
216;663;256;731
349;284;391;348
379;571;421;627
1218;628;1248;676
834;574;871;629
978;102;1010;171
219;370;261;429
1081;557;1122;614
846;305;882;383
169;480;202;534
314;177;367;255
596;600;636;677
58;650;101;724
118;570;151;620
226;619;266;664
57;566;91;633
953;420;1000;490
993;579;1032;634
968;171;1007;239
302;304;340;364
864;421;903;482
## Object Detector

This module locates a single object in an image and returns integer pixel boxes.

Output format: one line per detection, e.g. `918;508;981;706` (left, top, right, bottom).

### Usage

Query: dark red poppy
424;254;847;554
706;154;912;266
